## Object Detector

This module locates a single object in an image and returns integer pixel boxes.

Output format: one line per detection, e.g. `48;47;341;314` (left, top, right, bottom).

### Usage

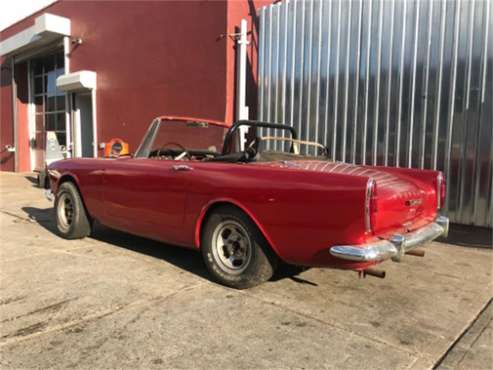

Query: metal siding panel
323;0;333;149
383;0;396;167
256;0;493;227
396;0;408;168
280;1;288;150
361;0;373;165
313;0;323;148
350;0;364;164
331;0;342;159
258;7;266;122
408;0;420;168
420;0;433;170
372;0;383;166
296;0;306;145
341;0;352;163
445;0;462;220
303;0;314;154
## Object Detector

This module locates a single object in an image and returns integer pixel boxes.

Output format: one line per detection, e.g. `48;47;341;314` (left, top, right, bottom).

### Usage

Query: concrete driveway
0;172;491;369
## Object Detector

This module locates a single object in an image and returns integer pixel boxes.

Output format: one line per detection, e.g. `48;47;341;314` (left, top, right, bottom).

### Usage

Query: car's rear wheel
55;181;91;239
201;206;278;289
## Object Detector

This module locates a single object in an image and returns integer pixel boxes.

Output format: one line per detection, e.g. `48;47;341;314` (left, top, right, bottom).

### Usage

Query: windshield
134;118;327;162
134;118;230;158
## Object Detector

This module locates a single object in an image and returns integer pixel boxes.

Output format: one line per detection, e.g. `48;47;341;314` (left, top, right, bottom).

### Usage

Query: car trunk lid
256;160;435;233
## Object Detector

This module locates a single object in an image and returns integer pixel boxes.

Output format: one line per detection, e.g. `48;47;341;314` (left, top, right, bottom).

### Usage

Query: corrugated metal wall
257;0;492;227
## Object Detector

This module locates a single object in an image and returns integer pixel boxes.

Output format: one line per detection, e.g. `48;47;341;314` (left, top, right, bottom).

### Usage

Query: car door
101;157;191;246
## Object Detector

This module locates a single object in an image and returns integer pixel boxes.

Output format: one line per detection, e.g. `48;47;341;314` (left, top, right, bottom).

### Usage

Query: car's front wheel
201;206;278;289
55;181;91;239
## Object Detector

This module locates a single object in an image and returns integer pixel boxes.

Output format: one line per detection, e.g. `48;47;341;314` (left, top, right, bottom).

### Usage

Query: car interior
144;120;330;163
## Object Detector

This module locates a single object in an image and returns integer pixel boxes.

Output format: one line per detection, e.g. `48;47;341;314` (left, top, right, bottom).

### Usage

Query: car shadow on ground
24;174;39;188
21;206;313;285
439;223;492;249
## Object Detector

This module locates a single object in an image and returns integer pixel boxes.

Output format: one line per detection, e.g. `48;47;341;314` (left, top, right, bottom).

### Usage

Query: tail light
365;179;378;233
436;172;446;210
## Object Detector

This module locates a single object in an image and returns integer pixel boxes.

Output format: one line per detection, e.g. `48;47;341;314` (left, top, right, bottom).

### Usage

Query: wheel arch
56;173;92;221
194;199;281;259
54;171;80;192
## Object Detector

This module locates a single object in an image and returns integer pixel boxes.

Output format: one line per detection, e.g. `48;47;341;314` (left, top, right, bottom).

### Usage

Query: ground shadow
438;223;492;249
21;206;310;285
24;174;38;187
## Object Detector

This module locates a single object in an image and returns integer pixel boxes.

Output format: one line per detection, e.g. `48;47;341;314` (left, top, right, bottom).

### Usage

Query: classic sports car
47;116;449;288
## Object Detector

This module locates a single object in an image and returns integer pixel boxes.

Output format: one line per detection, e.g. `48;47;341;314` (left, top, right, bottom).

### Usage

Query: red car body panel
48;156;440;271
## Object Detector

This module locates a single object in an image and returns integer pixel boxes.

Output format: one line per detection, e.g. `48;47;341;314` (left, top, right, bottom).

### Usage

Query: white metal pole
236;19;250;150
91;88;98;157
63;35;72;158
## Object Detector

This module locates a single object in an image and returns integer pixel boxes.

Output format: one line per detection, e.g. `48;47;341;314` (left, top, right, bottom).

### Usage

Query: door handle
172;164;193;172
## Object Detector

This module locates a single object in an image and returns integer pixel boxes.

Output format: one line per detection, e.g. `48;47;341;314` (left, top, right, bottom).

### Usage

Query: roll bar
222;120;298;154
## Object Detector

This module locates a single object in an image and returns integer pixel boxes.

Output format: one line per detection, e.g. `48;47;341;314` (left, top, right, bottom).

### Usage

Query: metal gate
257;0;492;227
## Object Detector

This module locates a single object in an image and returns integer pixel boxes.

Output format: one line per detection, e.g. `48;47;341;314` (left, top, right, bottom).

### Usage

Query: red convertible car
47;117;448;288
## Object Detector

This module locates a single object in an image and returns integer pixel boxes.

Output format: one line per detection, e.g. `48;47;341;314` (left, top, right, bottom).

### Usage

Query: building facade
0;0;269;172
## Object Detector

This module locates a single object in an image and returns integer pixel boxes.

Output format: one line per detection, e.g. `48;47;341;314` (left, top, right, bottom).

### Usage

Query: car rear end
329;166;448;267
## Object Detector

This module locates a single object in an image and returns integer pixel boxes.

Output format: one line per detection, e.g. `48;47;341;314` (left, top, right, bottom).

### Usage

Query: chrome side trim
330;216;449;263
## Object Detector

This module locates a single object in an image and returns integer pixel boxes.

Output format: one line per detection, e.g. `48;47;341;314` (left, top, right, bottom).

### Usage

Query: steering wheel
157;142;190;160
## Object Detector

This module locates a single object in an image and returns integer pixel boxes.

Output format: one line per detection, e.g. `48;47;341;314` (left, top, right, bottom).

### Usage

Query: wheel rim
57;193;74;231
211;220;252;275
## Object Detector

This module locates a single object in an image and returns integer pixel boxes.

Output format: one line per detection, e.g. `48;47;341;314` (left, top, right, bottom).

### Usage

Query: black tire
201;205;278;289
55;181;91;239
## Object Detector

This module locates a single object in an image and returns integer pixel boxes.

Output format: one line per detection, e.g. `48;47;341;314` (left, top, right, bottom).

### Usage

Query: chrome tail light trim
365;179;376;232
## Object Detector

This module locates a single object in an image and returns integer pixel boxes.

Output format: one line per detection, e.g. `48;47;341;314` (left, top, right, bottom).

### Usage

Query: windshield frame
134;117;230;158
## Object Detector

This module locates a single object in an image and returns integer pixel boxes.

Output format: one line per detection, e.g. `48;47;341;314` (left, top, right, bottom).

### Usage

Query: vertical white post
73;97;82;157
27;59;35;171
91;88;97;157
63;35;72;158
236;19;250;150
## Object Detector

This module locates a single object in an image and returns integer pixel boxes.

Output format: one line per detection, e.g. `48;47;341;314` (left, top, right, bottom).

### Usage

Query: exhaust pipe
406;248;425;257
359;267;386;279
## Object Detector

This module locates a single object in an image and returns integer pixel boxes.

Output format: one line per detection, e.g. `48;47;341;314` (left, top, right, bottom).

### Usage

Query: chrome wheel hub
211;220;252;274
57;193;74;231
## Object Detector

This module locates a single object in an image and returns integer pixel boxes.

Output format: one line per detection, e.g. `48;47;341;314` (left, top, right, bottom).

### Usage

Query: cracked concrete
436;300;492;370
0;172;492;369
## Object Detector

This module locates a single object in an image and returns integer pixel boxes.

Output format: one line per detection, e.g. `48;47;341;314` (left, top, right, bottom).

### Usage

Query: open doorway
72;92;94;157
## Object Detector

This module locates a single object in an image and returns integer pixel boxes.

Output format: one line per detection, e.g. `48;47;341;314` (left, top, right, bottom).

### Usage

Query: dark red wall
0;0;272;169
15;62;30;172
1;56;14;171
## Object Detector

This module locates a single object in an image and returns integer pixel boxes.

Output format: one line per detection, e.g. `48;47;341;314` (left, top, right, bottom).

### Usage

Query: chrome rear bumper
330;216;449;263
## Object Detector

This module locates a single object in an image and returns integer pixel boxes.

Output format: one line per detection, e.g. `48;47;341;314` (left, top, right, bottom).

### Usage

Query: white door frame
71;90;97;158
